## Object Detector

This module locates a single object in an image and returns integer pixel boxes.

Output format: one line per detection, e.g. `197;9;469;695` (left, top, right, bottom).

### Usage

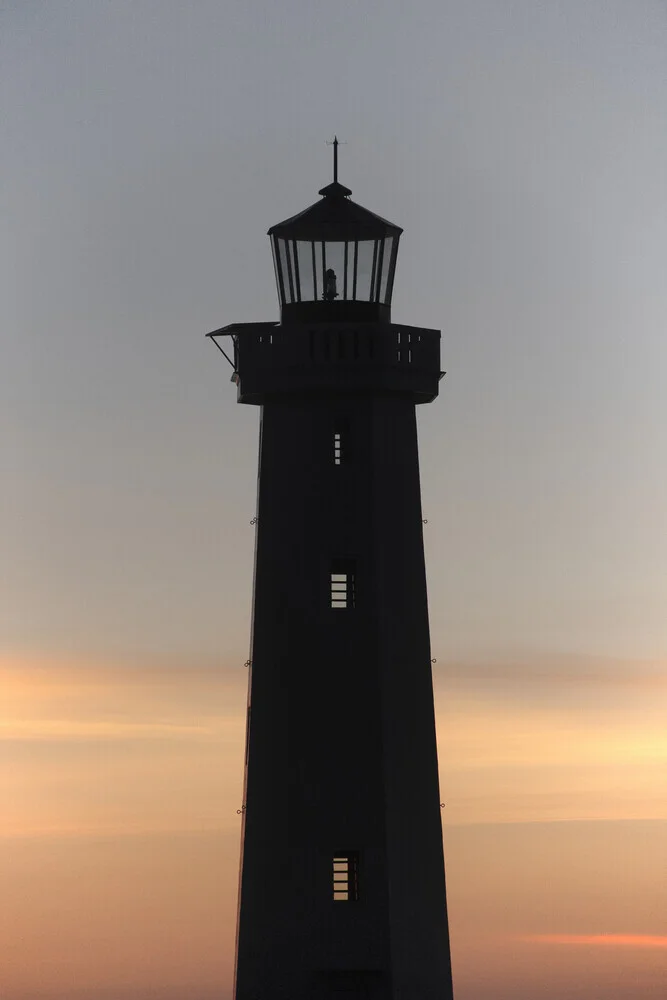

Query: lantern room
268;170;402;325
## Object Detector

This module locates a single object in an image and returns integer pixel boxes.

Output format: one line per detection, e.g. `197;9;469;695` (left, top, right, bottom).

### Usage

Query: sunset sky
2;3;667;1000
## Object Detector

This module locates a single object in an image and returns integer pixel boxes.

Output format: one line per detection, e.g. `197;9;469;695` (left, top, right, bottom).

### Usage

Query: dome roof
268;180;402;243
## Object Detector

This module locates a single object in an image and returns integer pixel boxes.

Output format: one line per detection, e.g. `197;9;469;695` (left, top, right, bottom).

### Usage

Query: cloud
0;652;247;742
0;718;216;741
434;655;667;824
438;652;667;696
0;652;247;839
523;934;667;950
4;651;666;836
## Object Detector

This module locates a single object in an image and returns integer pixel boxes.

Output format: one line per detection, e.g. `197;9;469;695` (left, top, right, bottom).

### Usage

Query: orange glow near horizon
524;934;667;949
1;650;666;1000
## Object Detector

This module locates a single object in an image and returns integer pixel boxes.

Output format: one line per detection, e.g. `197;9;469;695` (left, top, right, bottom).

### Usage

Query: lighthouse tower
208;147;454;1000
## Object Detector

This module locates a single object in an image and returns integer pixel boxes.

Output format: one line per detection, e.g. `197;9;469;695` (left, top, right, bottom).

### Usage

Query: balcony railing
210;322;443;405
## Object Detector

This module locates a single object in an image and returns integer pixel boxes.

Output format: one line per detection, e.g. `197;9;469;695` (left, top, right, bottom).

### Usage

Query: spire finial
327;135;346;184
320;137;351;198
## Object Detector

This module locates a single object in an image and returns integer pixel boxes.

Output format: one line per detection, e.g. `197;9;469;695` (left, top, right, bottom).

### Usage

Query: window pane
277;240;294;303
334;431;342;465
330;560;356;610
313;242;323;301
291;240;301;301
322;242;346;302
332;852;359;901
284;242;295;302
379;236;394;303
354;241;375;300
295;242;315;300
272;238;285;304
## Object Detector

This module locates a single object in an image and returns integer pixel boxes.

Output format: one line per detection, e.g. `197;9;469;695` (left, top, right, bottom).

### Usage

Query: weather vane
326;135;346;184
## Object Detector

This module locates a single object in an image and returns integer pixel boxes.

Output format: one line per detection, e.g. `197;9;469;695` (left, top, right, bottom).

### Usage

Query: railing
239;324;440;372
234;323;442;404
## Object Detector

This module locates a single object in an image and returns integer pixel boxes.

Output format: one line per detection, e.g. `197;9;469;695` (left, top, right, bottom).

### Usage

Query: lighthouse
208;146;455;1000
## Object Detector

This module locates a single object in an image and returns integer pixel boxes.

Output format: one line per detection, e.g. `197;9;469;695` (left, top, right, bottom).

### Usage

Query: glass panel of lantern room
323;242;346;302
313;242;324;301
354;241;376;300
284;241;296;302
387;235;401;304
369;240;379;301
379;236;394;304
385;234;400;304
277;239;295;303
373;238;385;302
271;238;286;305
291;240;301;301
296;242;314;300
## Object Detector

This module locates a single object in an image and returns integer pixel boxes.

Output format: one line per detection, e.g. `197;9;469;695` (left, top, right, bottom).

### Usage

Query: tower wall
233;384;454;1000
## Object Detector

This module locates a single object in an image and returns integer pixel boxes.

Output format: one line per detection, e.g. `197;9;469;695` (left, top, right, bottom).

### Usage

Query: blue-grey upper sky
3;0;667;668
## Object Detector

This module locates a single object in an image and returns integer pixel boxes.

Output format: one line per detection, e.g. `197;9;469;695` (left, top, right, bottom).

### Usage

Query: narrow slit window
330;560;355;610
333;418;349;467
333;852;359;901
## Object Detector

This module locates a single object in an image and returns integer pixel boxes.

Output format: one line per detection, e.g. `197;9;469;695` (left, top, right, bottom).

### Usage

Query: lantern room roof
267;180;403;243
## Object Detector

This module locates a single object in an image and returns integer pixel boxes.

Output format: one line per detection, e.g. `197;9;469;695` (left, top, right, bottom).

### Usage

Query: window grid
330;561;355;610
272;236;397;306
333;418;349;466
330;573;350;609
333;853;359;902
397;329;413;363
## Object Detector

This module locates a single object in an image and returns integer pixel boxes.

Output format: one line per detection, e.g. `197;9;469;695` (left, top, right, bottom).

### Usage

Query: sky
2;2;666;999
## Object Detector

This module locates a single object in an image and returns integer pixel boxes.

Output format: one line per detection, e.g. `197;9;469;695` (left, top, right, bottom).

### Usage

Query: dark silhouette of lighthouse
208;144;454;1000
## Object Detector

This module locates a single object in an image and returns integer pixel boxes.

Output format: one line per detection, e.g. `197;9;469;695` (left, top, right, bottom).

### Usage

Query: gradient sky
2;3;666;1000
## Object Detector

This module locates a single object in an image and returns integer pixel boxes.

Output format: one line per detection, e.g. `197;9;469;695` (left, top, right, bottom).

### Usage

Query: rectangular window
396;329;412;364
330;560;355;609
333;852;359;901
333;418;349;466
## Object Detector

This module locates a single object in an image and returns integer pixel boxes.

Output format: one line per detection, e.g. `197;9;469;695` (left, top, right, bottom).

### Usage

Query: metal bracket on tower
208;332;237;370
